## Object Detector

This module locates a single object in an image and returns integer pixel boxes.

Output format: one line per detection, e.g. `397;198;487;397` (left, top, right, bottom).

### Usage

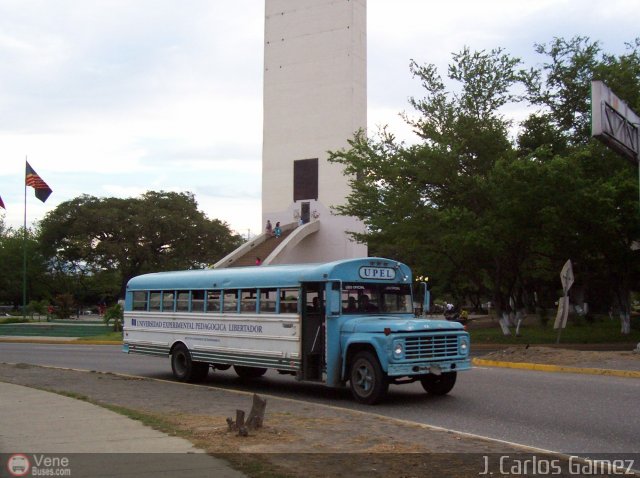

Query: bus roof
126;257;412;291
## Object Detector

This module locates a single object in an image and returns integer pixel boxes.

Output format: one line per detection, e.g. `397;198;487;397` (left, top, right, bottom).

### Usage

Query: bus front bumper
387;359;471;377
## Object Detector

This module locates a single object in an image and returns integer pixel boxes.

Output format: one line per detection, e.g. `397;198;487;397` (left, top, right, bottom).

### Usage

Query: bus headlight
393;341;404;359
459;338;469;355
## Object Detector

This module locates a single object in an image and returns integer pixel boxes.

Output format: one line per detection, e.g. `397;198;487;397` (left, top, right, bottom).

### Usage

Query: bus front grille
404;335;459;360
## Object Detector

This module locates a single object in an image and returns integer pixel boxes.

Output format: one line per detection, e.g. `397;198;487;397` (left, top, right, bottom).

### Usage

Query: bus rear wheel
234;365;267;378
171;344;209;383
349;351;388;405
420;371;456;395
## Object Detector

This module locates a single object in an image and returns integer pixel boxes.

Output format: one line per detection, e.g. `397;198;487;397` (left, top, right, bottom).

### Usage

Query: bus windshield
341;283;413;314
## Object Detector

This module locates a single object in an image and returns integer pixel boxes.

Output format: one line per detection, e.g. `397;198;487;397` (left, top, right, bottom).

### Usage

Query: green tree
39;191;243;297
26;300;47;320
522;37;640;333
330;47;533;330
0;224;50;309
330;38;640;335
103;303;123;332
52;293;74;320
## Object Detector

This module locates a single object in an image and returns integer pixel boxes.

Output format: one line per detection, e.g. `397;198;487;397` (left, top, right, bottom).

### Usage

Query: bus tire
420;371;456;395
234;365;267;378
171;343;208;383
213;363;231;371
349;351;388;405
191;362;210;382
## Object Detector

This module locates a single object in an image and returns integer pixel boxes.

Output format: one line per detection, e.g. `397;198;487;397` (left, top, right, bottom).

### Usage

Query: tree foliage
38;191;243;297
0;223;50;308
103;303;123;332
330;37;640;333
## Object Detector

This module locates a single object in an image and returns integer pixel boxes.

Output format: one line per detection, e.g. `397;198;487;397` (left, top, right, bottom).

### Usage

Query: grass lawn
469;316;640;344
0;316;122;341
0;317;30;325
76;331;123;342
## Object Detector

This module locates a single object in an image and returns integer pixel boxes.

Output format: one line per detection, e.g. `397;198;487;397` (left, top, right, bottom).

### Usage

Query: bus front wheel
234;365;267;378
420;371;457;395
171;344;209;383
349;351;388;405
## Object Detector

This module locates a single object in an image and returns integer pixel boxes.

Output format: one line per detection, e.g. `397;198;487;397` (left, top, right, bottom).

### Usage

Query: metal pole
637;126;640;213
22;157;27;319
555;296;564;345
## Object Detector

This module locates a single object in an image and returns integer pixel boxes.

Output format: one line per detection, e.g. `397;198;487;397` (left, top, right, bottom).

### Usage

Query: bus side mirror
420;282;430;317
327;280;342;316
424;284;430;314
329;290;341;316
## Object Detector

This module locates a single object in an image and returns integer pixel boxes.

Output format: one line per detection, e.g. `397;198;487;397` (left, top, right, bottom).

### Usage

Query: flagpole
23;157;27;319
23;159;52;320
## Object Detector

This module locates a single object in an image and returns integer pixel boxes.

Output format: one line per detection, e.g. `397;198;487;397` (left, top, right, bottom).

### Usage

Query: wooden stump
246;394;267;430
226;394;267;436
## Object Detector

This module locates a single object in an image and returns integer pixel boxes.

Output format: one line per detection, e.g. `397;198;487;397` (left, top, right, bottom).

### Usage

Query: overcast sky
1;0;638;237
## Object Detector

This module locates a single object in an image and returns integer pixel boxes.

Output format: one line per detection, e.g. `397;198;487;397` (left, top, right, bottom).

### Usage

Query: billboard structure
591;80;640;163
592;81;640;247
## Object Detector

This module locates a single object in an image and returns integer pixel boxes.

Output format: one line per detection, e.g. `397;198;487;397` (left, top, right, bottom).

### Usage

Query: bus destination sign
359;266;396;280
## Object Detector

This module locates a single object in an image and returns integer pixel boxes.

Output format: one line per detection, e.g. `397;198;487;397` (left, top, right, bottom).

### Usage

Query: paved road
1;342;638;456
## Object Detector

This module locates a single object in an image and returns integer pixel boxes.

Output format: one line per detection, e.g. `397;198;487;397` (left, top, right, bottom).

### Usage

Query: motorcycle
444;309;469;325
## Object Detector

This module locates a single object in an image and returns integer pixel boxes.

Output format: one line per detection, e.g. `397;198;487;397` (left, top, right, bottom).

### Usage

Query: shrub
103;304;123;332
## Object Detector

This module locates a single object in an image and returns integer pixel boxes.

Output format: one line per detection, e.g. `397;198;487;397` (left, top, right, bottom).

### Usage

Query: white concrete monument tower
262;0;367;263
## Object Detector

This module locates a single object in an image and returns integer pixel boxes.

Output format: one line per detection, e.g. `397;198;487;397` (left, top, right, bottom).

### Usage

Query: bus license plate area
387;361;463;377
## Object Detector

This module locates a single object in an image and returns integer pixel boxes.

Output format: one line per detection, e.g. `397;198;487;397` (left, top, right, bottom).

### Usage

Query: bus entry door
301;283;325;381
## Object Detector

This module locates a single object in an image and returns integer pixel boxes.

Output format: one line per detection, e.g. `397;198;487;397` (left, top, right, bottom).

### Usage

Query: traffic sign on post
555;259;574;342
560;259;574;294
554;296;570;330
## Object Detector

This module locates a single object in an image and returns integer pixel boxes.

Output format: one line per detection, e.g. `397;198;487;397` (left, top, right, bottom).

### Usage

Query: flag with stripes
26;161;52;203
0;195;5;209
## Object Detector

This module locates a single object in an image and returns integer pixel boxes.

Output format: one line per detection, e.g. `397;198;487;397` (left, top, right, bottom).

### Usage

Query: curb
471;342;637;351
472;357;640;378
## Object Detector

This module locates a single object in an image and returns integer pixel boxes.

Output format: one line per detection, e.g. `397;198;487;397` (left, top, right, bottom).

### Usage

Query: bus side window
259;289;276;313
223;290;238;313
191;290;205;312
280;288;299;313
306;291;321;312
149;291;161;311
240;290;257;313
176;291;189;312
162;291;175;312
206;291;220;313
342;291;358;313
132;291;148;311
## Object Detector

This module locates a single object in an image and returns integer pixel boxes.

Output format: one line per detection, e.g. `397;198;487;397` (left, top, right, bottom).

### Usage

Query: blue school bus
123;257;470;404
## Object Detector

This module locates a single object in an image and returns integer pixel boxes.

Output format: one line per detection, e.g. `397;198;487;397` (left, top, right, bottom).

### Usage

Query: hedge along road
0;342;638;457
0;321;112;337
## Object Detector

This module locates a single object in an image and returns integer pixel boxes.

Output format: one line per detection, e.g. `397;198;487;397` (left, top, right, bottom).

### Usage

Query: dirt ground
1;348;638;477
